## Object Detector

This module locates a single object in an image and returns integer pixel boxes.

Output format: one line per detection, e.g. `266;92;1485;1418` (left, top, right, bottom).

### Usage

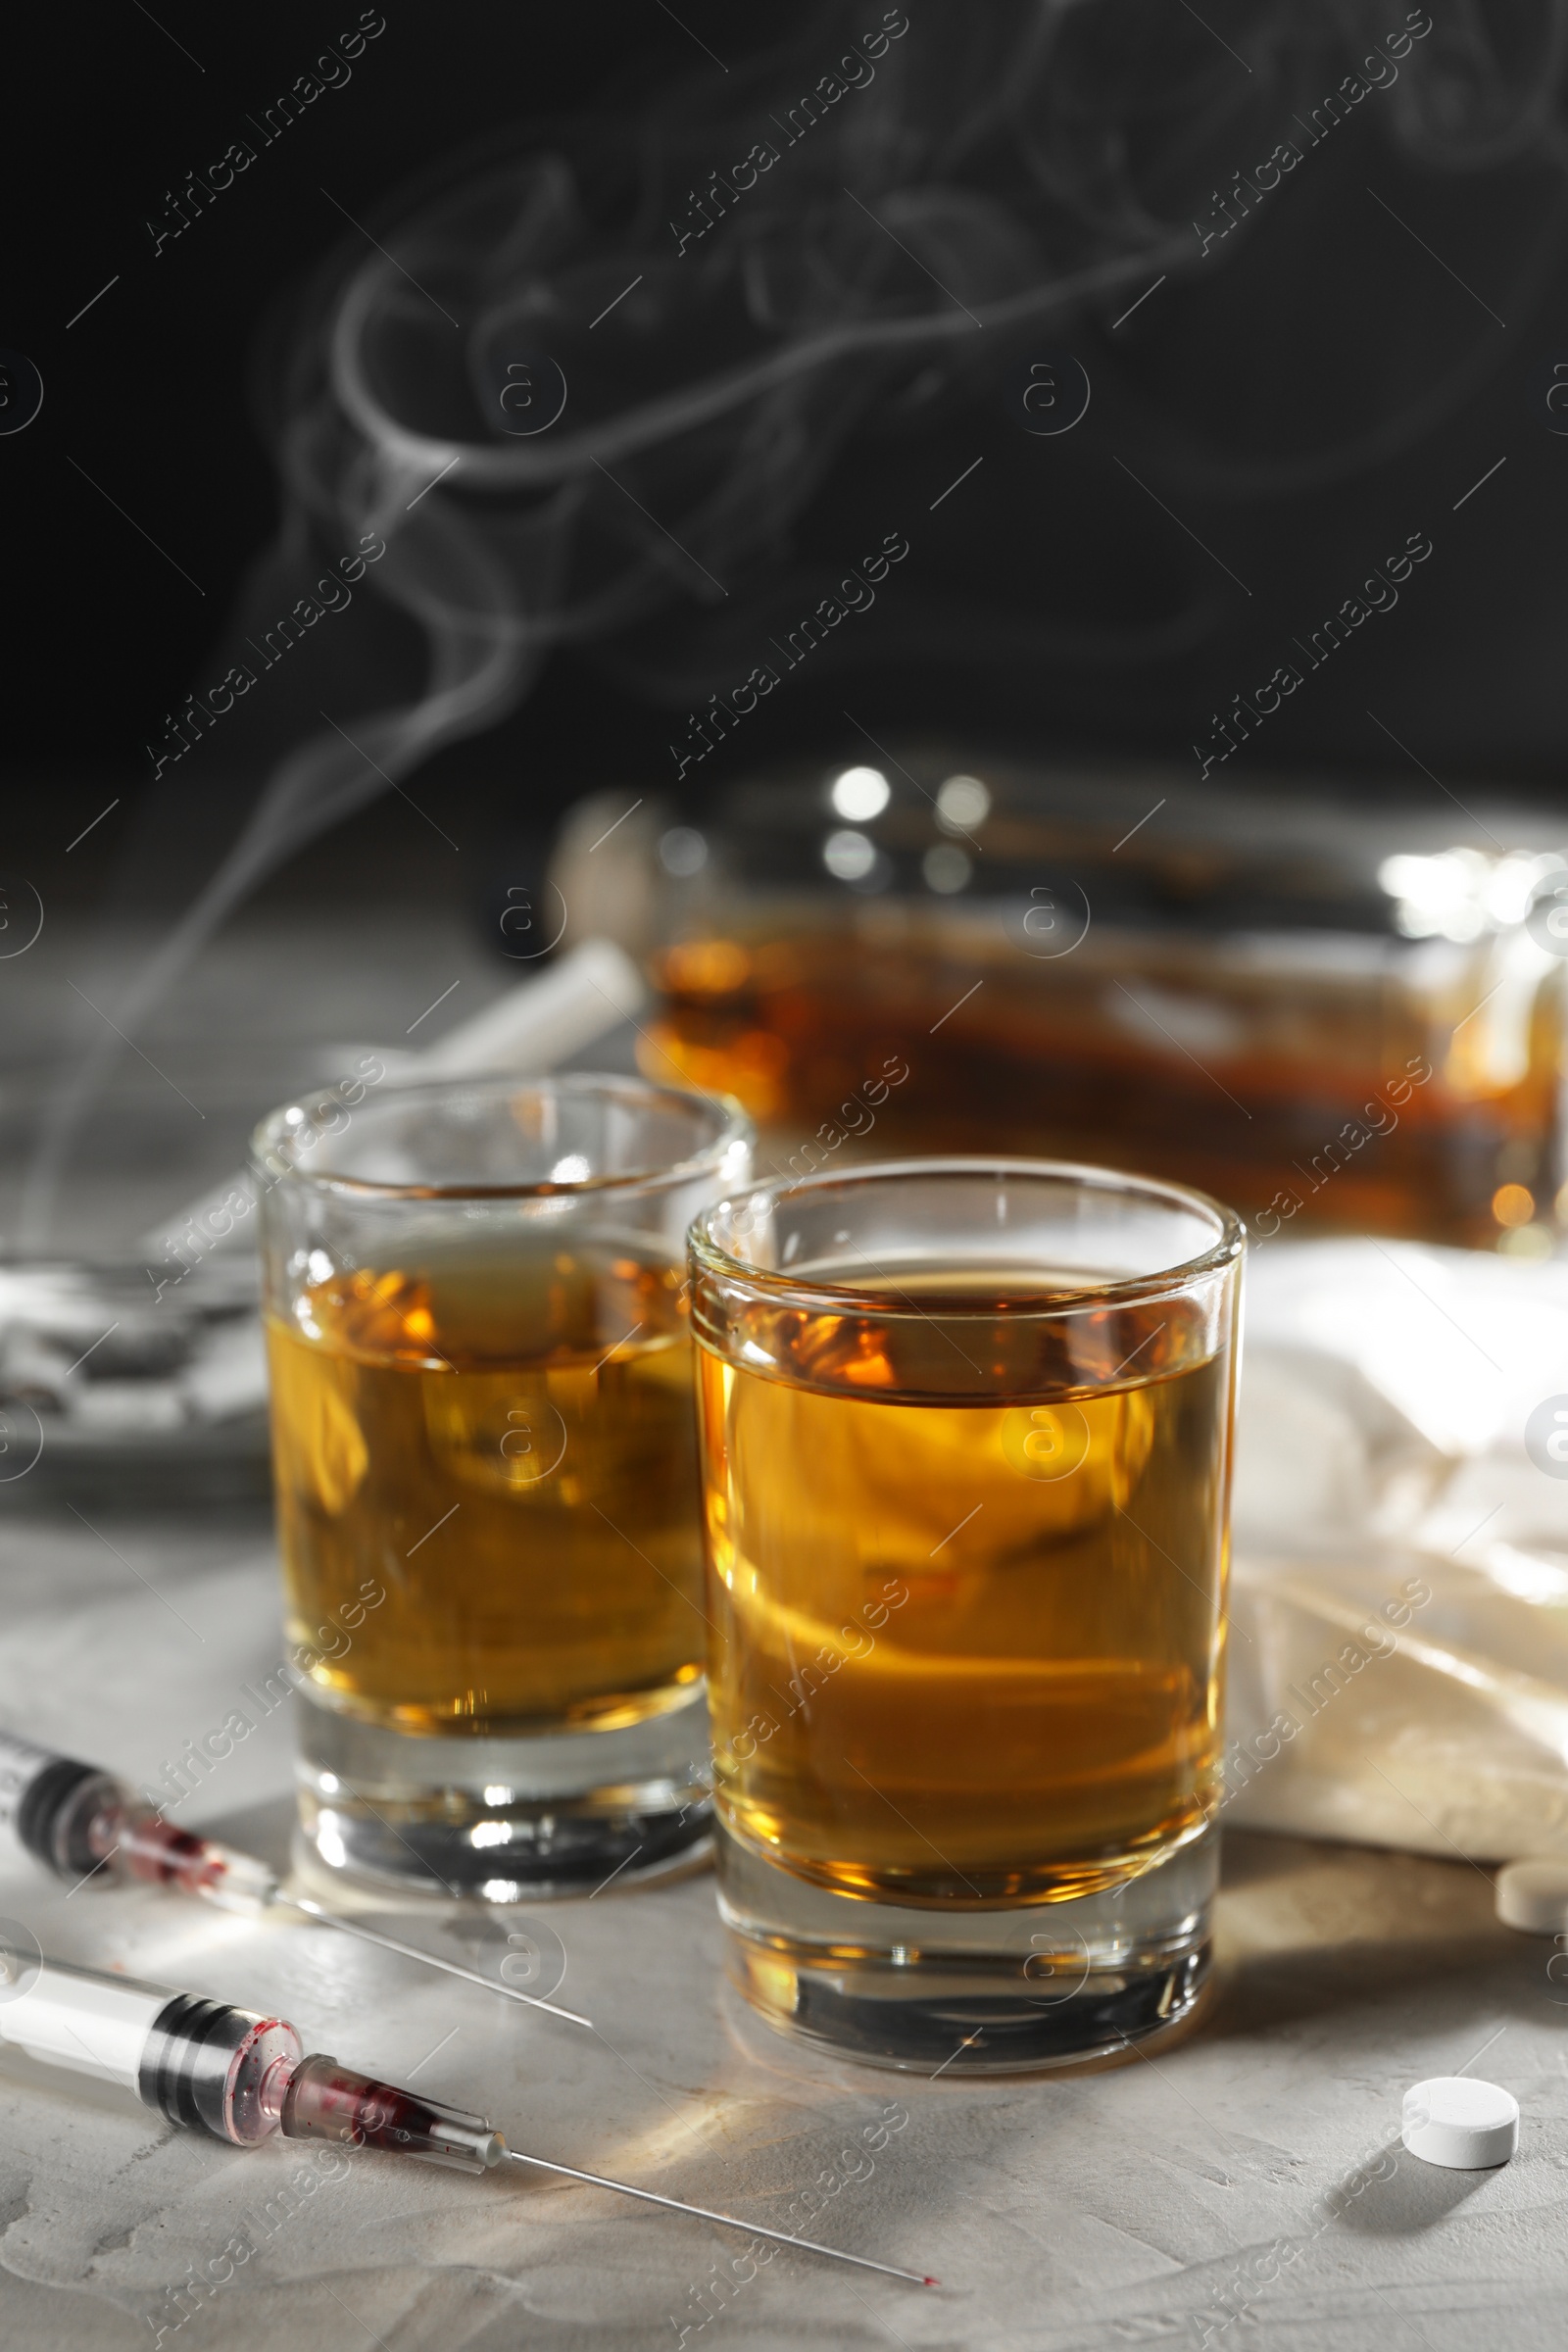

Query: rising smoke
24;0;1568;1237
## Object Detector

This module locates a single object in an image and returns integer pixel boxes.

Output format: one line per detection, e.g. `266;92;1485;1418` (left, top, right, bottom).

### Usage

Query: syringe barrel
0;1956;300;2145
0;1731;122;1882
0;1955;173;2090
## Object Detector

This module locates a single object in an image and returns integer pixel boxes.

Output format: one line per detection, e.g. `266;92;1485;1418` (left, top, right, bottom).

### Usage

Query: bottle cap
1495;1856;1568;1935
1402;2077;1518;2170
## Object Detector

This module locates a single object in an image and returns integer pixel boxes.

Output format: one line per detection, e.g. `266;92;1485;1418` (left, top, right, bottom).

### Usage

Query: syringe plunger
139;1989;302;2145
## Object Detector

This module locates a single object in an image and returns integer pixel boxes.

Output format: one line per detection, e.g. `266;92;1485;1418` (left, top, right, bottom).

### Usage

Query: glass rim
249;1069;753;1202
688;1155;1246;1318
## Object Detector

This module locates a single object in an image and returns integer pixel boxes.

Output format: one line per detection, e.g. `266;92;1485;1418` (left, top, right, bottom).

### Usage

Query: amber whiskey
698;1271;1232;1907
268;1243;705;1736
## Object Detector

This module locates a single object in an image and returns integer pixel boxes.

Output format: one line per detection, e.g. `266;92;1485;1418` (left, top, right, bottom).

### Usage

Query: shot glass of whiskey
253;1073;751;1897
689;1158;1243;2072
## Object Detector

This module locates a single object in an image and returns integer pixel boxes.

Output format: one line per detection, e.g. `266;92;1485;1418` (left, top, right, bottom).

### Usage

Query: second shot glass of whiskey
254;1072;751;1898
689;1158;1244;2073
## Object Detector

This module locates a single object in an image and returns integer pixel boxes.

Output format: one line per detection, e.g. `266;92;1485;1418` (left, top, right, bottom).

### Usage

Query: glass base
716;1818;1218;2074
294;1685;711;1899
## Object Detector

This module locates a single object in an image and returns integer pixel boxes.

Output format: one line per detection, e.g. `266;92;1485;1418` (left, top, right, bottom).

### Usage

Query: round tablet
1402;2077;1518;2170
1496;1857;1568;1935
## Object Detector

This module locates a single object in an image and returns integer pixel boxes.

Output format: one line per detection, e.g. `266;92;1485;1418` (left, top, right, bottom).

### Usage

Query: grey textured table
1;910;1561;2349
0;1507;1559;2352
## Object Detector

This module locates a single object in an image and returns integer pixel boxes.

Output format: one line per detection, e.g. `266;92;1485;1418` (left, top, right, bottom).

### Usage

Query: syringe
0;1947;936;2287
0;1729;587;2026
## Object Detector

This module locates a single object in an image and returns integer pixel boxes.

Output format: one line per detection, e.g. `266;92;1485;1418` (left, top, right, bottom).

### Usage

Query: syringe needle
498;2148;939;2285
282;1896;592;2028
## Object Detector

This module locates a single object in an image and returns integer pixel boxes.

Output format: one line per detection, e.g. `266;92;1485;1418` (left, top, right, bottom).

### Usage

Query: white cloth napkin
1225;1238;1568;1860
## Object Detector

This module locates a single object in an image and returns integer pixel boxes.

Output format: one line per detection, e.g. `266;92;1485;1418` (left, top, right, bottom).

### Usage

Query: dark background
6;0;1567;928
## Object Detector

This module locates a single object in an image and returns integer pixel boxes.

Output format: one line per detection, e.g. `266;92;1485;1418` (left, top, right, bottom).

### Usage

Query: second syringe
0;1728;586;2023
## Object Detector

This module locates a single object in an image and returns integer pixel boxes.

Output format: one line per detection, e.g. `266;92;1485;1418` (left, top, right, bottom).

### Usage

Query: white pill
1402;2077;1518;2170
1495;1857;1568;1935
